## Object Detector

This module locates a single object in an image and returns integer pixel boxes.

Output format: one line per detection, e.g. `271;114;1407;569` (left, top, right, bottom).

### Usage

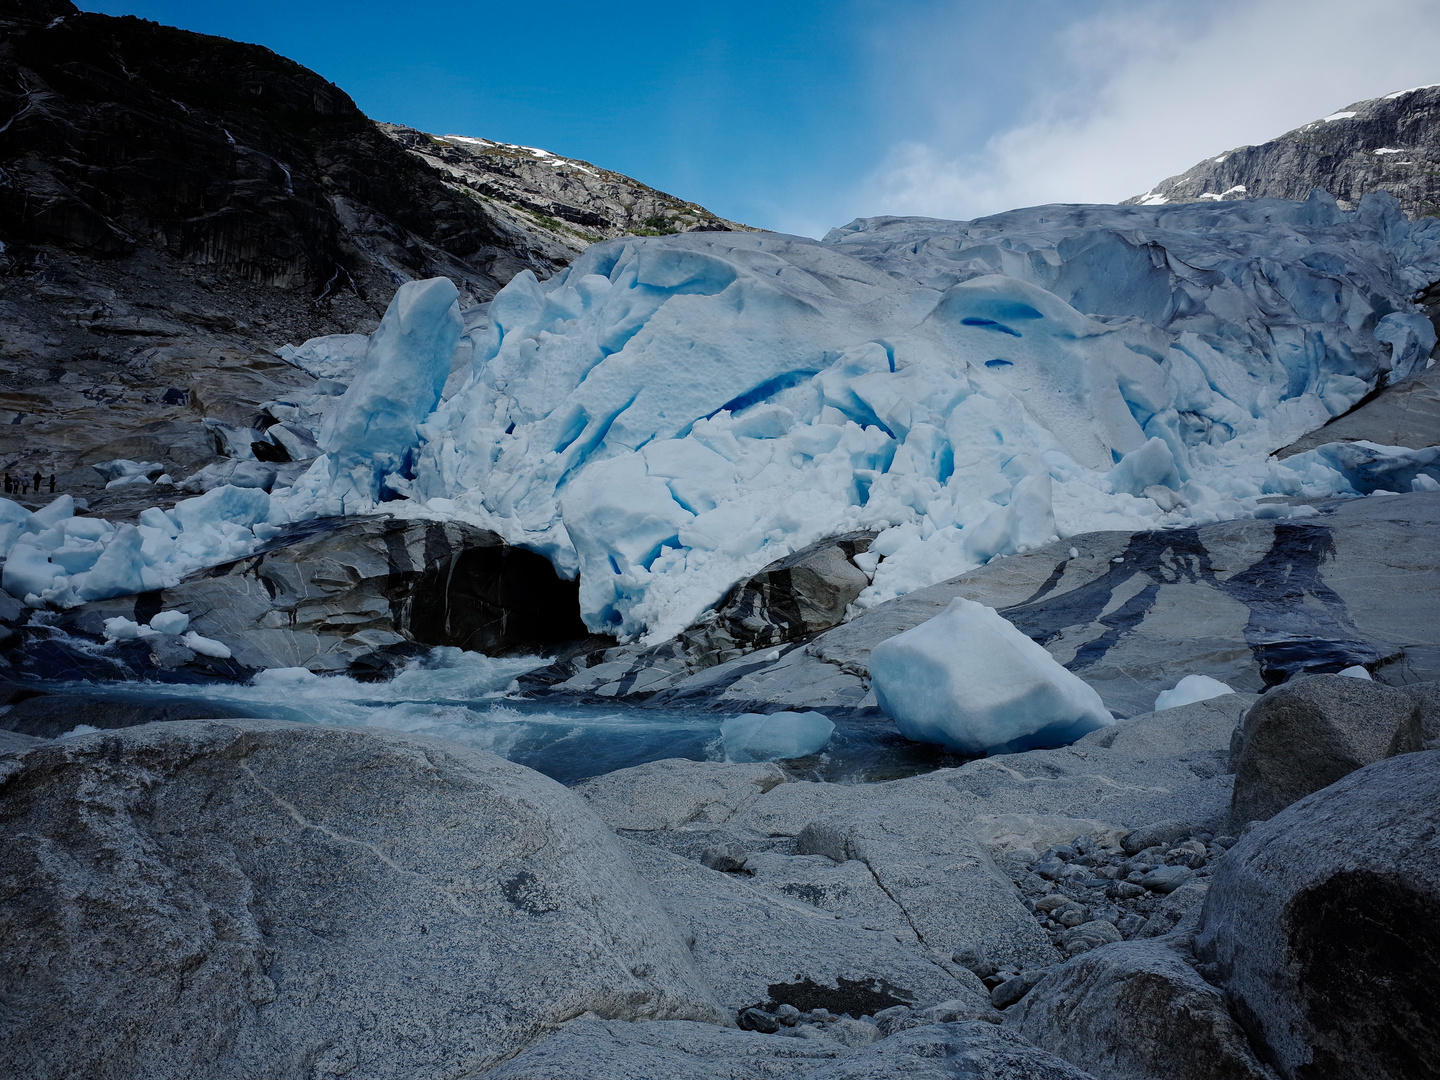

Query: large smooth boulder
1196;750;1440;1080
0;719;724;1080
1228;673;1425;826
1007;940;1270;1080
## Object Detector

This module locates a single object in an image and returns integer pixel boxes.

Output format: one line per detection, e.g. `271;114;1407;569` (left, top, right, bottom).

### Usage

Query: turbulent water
40;648;966;784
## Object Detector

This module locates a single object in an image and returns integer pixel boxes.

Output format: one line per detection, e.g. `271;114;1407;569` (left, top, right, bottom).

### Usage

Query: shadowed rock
1228;673;1425;827
1197;750;1440;1080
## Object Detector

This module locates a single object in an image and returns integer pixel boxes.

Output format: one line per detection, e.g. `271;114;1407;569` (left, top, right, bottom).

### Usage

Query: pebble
1140;865;1196;894
774;1003;801;1026
738;1007;780;1033
990;969;1048;1010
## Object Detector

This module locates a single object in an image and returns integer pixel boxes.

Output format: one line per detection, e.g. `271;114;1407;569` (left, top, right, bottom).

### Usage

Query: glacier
3;192;1440;647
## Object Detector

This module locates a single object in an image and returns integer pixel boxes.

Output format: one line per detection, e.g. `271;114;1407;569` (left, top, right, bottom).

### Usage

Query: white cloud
859;0;1440;220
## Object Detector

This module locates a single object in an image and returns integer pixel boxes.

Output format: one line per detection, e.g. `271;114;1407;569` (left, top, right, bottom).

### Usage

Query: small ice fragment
103;616;150;640
870;597;1113;755
1337;665;1372;680
1112;557;1124;564
182;631;232;659
252;666;320;685
721;711;834;762
1068;547;1079;559
1153;673;1235;711
59;724;103;740
147;610;190;635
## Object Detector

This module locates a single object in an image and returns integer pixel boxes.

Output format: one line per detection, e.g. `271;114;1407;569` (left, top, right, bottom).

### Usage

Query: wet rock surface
520;533;875;701
1198;749;1440;1080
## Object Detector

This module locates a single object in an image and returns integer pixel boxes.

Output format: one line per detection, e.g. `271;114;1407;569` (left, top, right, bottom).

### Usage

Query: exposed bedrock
0;719;726;1080
0;516;589;683
487;1018;1099;1080
1197;750;1440;1080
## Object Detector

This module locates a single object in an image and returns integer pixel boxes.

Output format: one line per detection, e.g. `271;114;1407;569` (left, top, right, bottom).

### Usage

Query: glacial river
36;647;967;785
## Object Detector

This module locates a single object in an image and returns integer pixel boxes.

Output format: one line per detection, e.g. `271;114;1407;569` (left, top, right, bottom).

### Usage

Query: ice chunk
182;630;232;659
721;711;834;762
103;616;153;640
1337;665;1372;680
148;610;190;635
75;524;146;601
1153;673;1235;711
870;597;1113;755
1;543;62;599
319;277;462;504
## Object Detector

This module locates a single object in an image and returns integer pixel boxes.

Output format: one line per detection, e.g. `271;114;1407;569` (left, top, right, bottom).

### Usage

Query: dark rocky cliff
1126;85;1440;217
0;0;743;510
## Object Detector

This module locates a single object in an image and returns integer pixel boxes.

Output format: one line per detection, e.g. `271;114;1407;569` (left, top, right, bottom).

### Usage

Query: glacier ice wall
4;193;1440;642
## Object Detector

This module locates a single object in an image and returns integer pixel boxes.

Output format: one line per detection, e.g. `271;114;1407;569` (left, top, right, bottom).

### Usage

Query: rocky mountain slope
0;0;744;511
381;124;751;258
1126;85;1440;217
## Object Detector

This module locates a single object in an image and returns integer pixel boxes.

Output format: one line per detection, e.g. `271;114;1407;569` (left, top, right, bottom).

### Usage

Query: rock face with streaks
381;124;752;256
1197;750;1440;1080
1126;85;1440;219
0;719;726;1080
0;0;741;505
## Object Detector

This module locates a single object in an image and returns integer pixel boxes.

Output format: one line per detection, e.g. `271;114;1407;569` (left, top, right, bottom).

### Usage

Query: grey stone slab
620;836;979;1015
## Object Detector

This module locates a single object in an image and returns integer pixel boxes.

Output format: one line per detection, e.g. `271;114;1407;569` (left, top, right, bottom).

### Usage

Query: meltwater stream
38;647;969;785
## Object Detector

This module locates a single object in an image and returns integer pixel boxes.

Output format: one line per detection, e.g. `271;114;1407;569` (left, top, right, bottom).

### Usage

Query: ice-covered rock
721;711;834;762
1153;674;1234;711
870;598;1113;754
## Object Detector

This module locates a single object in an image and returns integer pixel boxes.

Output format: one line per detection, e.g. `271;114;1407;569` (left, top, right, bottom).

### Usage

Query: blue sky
80;1;1440;236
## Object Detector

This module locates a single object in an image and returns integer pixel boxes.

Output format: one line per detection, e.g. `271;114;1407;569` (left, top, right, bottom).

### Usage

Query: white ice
721;711;835;762
1153;673;1235;711
147;610;190;635
869;597;1114;755
1337;665;1373;680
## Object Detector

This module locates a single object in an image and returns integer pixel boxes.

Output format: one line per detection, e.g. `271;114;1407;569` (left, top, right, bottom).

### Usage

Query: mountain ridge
1126;85;1440;217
